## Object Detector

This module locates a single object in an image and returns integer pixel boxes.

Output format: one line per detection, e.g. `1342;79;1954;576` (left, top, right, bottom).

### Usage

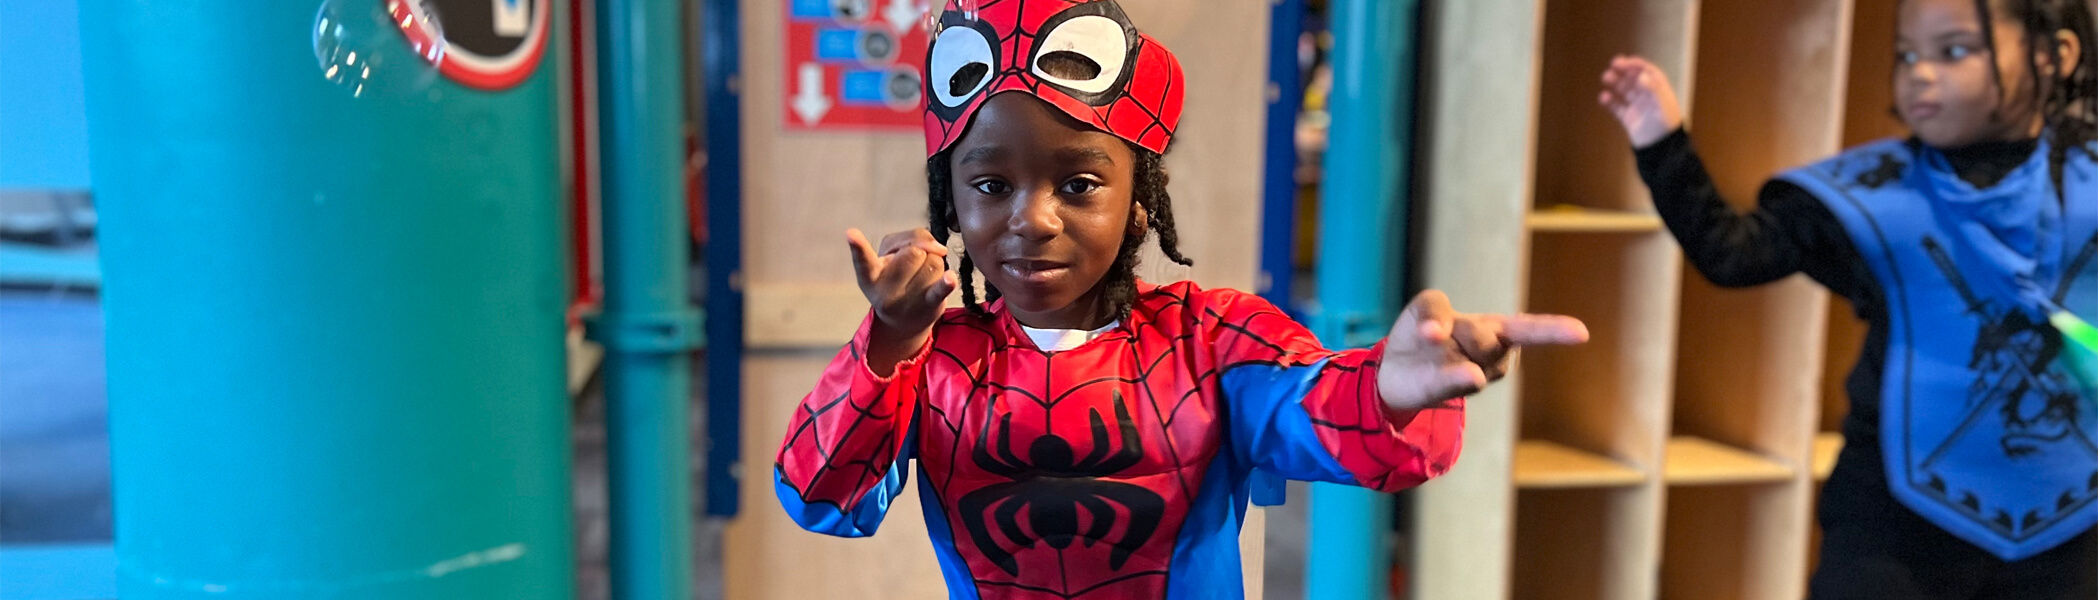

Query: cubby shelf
1514;440;1647;489
1664;436;1794;486
1414;0;1887;597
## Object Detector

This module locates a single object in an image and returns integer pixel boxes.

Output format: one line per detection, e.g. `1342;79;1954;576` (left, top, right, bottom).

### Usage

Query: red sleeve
772;311;929;536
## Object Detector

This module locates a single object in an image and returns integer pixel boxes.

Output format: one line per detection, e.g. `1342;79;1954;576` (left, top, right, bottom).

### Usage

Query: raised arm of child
1598;55;1872;298
771;228;957;537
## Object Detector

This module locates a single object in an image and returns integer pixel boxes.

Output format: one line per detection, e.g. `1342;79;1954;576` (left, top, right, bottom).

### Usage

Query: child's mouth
1003;259;1071;285
1906;102;1942;121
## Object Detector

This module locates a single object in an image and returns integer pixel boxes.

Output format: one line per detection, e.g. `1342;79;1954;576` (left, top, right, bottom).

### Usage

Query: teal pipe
1306;0;1420;598
80;1;574;598
586;0;700;596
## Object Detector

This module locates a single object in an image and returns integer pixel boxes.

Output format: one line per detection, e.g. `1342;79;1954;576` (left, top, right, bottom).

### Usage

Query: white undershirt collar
1019;321;1120;352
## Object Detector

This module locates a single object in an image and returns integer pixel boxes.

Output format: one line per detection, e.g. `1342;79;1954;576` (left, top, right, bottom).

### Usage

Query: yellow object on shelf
1526;205;1666;233
1513;440;1647;488
1663;436;1794;485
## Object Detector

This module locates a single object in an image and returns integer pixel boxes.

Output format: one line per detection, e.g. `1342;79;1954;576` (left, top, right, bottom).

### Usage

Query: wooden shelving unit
1663;436;1794;485
1412;0;1906;597
1514;440;1646;488
1514;488;1656;600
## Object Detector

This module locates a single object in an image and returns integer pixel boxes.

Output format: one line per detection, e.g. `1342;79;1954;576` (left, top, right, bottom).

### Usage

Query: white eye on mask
929;24;995;109
1030;15;1130;96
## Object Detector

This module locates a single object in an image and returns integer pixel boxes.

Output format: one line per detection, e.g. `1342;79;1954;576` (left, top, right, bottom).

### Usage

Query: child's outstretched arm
773;229;958;537
1211;290;1587;492
1598;55;1867;292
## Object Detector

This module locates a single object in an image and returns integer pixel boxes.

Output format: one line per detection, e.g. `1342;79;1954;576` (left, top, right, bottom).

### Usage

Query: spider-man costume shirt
774;282;1465;599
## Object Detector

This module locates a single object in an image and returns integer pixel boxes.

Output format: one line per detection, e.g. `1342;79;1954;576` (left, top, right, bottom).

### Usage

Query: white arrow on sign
792;63;833;125
883;0;924;34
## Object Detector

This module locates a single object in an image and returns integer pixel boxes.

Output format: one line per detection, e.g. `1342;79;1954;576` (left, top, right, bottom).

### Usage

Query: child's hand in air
847;228;959;373
1598;55;1685;149
1378;291;1590;411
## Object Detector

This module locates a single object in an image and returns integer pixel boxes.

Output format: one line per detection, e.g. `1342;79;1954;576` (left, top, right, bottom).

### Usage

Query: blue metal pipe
1251;0;1307;509
588;0;701;596
1259;0;1305;315
698;0;745;520
1306;0;1421;598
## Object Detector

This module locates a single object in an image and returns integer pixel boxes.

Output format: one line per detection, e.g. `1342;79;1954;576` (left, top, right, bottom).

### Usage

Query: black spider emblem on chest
956;390;1166;576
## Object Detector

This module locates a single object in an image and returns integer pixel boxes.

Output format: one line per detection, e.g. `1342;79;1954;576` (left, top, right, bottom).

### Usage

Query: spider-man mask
922;0;1185;156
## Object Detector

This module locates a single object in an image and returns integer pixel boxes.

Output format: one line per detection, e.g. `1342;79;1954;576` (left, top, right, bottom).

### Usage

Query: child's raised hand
1598;55;1685;149
847;228;959;342
1378;290;1590;411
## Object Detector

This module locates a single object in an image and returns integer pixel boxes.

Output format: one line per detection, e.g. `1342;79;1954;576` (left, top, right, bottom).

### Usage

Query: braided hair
927;143;1195;321
1962;0;2098;196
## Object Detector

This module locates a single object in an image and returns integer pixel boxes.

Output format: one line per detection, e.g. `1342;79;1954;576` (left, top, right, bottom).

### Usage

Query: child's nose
1009;192;1063;240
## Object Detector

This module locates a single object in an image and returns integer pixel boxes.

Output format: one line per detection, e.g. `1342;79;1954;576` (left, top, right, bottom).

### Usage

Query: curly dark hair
1955;0;2098;195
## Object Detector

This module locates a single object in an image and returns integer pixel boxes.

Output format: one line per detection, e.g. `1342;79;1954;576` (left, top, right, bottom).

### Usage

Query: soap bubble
313;0;446;98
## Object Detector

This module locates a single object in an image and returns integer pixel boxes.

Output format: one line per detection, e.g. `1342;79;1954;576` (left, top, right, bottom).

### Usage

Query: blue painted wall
1;0;92;189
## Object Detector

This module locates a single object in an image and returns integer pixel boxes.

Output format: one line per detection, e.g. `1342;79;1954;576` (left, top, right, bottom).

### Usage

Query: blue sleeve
774;428;917;538
1222;361;1361;487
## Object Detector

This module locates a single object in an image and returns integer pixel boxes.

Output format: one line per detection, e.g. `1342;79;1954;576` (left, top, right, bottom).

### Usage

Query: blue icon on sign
792;0;833;19
793;0;873;22
839;68;922;110
816;29;860;62
840;70;887;105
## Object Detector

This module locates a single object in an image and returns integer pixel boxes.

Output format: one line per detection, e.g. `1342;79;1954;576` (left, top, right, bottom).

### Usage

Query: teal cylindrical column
80;1;574;598
587;0;699;596
1307;0;1420;598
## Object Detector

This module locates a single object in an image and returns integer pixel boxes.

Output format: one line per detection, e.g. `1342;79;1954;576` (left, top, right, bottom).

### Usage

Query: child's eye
973;180;1011;195
1944;45;1975;60
1896;50;1921;66
1059;179;1101;195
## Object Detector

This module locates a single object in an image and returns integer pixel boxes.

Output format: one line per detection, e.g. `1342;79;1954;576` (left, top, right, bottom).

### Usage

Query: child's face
1895;0;2047;147
948;93;1142;328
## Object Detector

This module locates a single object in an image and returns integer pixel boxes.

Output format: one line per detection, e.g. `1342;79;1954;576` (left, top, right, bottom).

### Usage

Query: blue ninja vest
1780;138;2098;560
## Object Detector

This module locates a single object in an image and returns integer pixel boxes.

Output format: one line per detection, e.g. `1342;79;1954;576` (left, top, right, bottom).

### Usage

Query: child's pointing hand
1378;290;1590;412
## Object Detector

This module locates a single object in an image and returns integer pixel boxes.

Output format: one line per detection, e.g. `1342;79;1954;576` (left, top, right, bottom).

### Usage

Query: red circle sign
390;0;551;90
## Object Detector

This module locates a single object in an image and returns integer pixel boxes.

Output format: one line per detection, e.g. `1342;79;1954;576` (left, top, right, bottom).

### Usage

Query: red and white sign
783;0;929;130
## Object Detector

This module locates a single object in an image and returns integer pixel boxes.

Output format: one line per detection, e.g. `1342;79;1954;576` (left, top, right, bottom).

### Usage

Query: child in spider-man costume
774;2;1590;598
